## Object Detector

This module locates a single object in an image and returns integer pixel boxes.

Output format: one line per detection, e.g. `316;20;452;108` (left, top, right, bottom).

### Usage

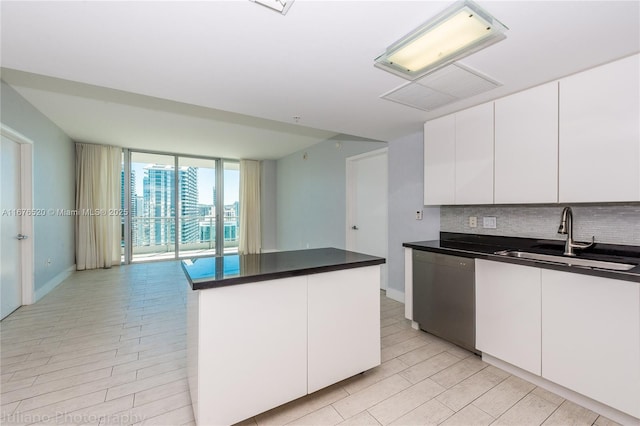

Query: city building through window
121;151;239;263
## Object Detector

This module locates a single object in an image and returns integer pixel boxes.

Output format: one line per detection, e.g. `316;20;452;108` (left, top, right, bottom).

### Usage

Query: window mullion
174;155;179;259
216;159;224;255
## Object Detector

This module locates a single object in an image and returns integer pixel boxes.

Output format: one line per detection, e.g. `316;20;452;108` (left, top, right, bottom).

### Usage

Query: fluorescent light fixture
250;0;295;15
375;0;507;80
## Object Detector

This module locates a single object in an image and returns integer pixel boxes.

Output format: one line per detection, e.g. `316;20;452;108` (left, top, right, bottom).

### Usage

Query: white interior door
1;135;23;319
346;149;388;290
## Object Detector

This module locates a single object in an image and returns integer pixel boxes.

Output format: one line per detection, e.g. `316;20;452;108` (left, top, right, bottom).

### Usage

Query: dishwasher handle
413;250;475;269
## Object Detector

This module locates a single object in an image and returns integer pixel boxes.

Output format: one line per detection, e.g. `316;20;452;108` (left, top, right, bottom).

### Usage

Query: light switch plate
483;216;497;229
416;210;423;220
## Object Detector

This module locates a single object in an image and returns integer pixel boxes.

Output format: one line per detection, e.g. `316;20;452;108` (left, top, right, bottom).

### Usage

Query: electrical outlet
483;216;497;229
416;210;423;220
469;216;477;228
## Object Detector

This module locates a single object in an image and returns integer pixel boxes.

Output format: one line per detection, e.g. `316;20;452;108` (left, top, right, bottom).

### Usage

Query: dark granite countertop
181;247;386;290
403;232;640;283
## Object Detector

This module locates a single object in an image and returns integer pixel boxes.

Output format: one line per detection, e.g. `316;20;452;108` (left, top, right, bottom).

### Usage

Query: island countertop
181;247;386;290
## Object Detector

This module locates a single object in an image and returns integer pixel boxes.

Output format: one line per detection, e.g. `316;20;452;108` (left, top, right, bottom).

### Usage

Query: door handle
16;234;29;240
351;226;359;230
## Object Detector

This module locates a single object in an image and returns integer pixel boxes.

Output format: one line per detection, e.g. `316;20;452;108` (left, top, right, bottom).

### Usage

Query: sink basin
494;250;637;271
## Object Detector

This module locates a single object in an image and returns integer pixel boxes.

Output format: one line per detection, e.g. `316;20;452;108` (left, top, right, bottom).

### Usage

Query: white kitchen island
182;248;384;426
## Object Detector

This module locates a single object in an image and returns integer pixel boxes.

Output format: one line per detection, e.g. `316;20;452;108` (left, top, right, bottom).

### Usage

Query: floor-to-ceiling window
178;156;217;258
121;150;239;263
130;152;176;262
223;161;240;254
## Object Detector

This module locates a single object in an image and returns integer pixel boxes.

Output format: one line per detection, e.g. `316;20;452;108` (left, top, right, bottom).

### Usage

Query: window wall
121;150;239;263
223;161;240;253
178;157;216;258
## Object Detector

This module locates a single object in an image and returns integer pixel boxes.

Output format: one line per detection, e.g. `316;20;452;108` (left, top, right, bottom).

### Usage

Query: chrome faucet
557;207;595;256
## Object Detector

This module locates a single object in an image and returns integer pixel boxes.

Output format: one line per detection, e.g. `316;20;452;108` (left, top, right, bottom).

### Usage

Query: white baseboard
384;287;404;304
482;354;640;426
35;265;75;302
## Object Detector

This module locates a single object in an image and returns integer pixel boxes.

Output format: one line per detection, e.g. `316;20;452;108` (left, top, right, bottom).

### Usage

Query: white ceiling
1;0;639;159
0;68;338;159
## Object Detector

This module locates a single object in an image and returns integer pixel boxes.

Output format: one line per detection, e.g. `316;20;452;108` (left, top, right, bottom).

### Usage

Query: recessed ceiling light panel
250;0;295;15
375;0;507;80
380;63;502;111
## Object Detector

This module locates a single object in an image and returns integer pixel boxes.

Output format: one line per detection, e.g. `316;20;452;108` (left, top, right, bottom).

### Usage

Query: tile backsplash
441;204;640;246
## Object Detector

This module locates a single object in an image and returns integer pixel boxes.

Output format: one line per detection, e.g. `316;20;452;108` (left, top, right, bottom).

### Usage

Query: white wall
276;137;386;251
275;131;440;301
1;80;75;294
387;131;439;299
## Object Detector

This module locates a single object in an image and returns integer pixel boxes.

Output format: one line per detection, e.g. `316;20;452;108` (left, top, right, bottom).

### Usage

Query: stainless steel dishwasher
412;250;476;353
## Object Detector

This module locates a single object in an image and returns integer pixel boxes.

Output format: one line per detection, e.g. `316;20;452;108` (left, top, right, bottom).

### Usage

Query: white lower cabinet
307;266;381;393
189;266;382;425
477;260;640;419
475;260;542;375
196;277;308;426
541;270;640;418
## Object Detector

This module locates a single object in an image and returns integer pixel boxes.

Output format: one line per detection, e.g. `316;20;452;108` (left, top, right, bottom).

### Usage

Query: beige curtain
75;143;122;270
238;159;261;254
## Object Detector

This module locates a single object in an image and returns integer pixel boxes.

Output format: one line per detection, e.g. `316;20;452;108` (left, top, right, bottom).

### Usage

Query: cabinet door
495;82;559;204
476;260;541;375
455;103;494;204
424;116;455;205
307;266;381;393
542;270;640;418
197;277;308;425
559;54;640;202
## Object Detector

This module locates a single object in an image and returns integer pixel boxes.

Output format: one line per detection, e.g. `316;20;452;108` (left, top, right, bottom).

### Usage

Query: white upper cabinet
559;54;640;202
424;104;494;206
424;115;455;205
494;82;559;204
423;54;639;206
455;103;494;204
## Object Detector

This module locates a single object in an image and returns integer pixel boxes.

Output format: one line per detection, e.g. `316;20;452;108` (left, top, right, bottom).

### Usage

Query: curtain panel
238;159;261;255
75;143;122;270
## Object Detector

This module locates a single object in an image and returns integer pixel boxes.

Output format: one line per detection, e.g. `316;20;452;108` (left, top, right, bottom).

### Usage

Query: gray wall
260;159;277;251
1;80;75;291
441;204;640;246
276;136;386;251
387;131;440;296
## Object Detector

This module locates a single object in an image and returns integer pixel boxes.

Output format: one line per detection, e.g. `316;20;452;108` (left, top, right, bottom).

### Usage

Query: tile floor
0;261;620;426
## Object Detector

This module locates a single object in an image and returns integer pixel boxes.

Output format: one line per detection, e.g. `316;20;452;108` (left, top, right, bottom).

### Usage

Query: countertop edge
403;241;640;283
184;256;385;291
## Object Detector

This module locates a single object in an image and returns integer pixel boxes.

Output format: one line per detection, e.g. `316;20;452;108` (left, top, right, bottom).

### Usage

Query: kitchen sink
494;250;637;271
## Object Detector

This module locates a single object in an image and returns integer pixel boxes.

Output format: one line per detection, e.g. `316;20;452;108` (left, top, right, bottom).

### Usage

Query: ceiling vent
381;63;501;111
